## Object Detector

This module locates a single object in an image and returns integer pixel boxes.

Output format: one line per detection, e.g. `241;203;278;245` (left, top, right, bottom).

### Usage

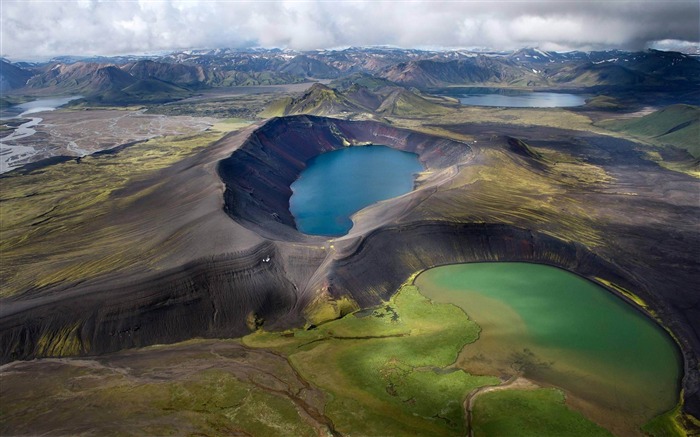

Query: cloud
1;0;698;59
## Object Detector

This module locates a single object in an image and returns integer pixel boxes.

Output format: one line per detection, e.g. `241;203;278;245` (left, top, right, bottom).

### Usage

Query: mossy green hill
376;88;452;116
260;81;456;118
260;83;369;117
603;104;700;158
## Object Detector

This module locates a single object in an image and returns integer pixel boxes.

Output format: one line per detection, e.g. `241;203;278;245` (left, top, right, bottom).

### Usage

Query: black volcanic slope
0;115;698;418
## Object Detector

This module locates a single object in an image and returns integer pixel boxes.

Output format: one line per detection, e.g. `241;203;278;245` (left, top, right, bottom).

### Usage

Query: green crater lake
415;263;681;432
289;145;423;236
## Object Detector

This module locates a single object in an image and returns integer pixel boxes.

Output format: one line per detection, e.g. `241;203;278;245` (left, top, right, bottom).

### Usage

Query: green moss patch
601;104;700;158
472;388;613;437
246;285;497;436
0;127;234;296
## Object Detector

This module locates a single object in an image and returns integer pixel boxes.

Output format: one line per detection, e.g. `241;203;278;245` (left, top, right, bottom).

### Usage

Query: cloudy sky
2;0;698;60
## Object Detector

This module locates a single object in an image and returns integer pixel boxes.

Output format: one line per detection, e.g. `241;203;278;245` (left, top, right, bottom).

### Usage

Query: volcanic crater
1;115;698;418
218;115;474;240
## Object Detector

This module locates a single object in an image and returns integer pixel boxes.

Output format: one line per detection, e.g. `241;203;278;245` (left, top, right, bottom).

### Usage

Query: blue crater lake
439;88;586;108
289;145;423;236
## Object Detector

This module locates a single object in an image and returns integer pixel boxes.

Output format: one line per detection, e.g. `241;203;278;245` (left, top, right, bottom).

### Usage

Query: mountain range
1;47;698;105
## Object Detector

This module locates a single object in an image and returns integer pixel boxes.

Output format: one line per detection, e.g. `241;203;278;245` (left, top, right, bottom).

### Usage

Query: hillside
330;72;397;91
260;83;369;117
107;78;192;104
260;81;456;118
278;55;341;79
26;62;137;94
603;104;700;157
121;60;207;88
375;88;453;116
379;57;544;88
0;60;32;92
550;63;651;87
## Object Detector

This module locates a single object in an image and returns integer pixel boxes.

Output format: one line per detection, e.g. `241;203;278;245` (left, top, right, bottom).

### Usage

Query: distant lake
289;145;423;236
438;88;586;108
1;96;82;119
13;96;82;116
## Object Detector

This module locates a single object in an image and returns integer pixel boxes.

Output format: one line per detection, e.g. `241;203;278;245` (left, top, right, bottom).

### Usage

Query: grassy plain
472;389;613;437
246;284;498;436
0;341;324;436
408;143;610;247
0;119;248;296
599;104;700;158
245;285;631;436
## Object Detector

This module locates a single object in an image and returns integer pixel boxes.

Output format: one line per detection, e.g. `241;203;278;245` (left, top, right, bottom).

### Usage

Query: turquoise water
289;145;423;236
438;88;585;107
416;263;681;428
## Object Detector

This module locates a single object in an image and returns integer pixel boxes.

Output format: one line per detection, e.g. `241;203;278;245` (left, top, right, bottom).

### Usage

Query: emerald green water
415;263;682;430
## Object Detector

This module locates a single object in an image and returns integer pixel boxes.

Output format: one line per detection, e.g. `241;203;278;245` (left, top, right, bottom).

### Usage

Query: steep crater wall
218;115;473;239
0;242;301;362
327;222;633;306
